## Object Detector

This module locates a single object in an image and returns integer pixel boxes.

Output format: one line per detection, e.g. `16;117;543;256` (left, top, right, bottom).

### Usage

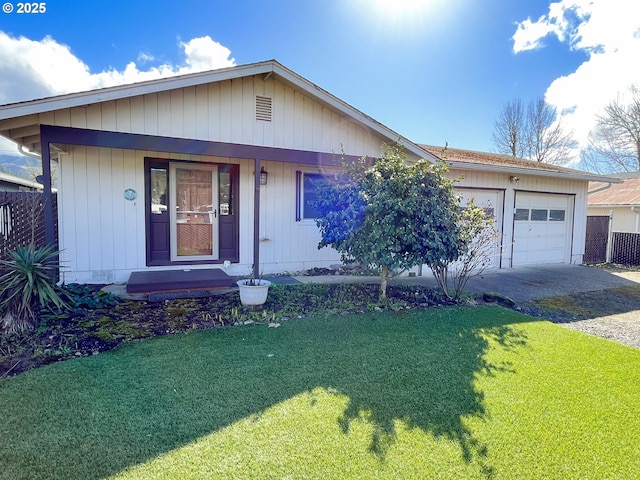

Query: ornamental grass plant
0;244;68;334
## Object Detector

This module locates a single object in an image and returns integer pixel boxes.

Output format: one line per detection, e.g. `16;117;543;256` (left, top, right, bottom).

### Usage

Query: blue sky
1;0;638;167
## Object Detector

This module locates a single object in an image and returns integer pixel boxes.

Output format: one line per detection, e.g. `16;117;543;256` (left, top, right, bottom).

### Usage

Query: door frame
144;158;240;266
169;163;219;262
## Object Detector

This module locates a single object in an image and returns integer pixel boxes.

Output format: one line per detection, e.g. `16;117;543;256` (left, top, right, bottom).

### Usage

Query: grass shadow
0;306;531;479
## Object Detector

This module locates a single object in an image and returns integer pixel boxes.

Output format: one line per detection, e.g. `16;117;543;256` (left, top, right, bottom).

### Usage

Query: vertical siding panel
72;147;91;271
58;151;76;282
207;82;221;141
116;98;131;132
101;101;117;130
110;148;126;271
130;96;145;134
303;96;314;149
242;76;254;144
294;91;304;149
183;86;196;138
144;93;158;135
262;77;275;147
219;80;232;142
69;107;87;128
321;106;332;152
157;91;171;136
273;80;285;146
170;89;184;138
38;111;55;126
230;79;243;143
98;148;114;271
122;150;140;270
195;84;209;140
54;109;71;127
85;104;102;129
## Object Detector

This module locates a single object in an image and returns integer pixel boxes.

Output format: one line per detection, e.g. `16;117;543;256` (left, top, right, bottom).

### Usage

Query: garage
512;192;574;265
456;188;504;269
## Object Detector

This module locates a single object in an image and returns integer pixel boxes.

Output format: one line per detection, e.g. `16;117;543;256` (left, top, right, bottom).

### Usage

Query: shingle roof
419;144;619;182
589;173;640;206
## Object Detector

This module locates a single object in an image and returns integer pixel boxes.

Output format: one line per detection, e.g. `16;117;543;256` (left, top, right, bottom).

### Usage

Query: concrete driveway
292;264;640;304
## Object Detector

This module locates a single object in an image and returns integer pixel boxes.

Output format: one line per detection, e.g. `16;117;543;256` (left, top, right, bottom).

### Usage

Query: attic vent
256;96;272;122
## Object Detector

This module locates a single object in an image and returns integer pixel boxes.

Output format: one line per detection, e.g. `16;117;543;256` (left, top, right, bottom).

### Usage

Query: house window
296;171;329;221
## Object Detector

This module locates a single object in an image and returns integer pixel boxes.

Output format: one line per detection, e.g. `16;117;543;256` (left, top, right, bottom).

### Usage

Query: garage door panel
513;193;572;266
455;188;503;269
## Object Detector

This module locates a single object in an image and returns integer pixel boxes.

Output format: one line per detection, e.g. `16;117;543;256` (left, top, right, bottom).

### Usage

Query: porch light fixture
510;175;520;183
260;166;269;185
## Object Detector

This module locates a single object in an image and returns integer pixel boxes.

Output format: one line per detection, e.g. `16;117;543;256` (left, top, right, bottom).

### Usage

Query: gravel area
522;268;640;350
560;313;640;350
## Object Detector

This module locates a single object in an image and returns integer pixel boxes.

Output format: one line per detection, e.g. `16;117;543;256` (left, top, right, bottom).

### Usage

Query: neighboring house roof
420;145;621;183
589;173;640;206
0;171;42;190
0;59;436;163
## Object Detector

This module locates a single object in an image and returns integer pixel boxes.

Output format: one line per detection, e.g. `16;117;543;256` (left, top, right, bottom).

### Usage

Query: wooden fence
0;191;58;260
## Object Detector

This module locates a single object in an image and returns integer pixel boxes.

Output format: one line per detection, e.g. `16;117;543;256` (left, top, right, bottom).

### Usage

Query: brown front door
145;159;239;265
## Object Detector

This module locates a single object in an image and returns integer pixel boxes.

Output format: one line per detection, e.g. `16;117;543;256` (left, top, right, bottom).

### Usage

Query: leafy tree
582;85;640;173
493;97;576;165
314;144;465;300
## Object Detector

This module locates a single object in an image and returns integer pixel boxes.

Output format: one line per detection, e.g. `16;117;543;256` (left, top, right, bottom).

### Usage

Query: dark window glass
549;209;565;221
150;167;168;214
219;171;233;215
514;208;529;221
531;209;548;221
303;173;327;219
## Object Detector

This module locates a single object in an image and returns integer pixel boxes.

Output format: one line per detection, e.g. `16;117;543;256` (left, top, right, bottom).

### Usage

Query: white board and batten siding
51;75;394;283
39;75;388;158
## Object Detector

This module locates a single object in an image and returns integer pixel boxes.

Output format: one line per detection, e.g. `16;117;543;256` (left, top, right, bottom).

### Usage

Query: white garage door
456;188;503;269
513;192;572;265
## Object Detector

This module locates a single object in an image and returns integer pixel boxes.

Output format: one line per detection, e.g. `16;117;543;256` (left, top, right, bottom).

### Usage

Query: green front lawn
1;306;639;479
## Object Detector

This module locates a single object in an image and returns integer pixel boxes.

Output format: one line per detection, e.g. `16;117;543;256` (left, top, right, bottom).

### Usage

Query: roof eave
447;160;623;183
0;60;435;162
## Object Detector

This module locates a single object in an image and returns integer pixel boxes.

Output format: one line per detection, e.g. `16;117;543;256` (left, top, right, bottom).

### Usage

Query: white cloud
0;33;235;158
0;33;236;105
513;1;640;162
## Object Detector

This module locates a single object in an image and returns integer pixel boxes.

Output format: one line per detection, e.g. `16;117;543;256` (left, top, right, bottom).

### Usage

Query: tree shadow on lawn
0;306;531;479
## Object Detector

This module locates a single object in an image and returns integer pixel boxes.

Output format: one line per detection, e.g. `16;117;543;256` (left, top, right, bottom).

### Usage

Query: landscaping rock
482;292;516;308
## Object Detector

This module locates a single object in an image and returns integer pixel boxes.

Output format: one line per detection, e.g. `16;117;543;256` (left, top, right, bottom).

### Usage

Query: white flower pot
237;279;271;306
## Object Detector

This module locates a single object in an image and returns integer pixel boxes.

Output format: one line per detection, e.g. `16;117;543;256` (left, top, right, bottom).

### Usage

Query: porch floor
126;269;237;294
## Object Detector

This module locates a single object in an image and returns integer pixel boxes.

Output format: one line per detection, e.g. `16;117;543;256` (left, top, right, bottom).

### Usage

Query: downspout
632;206;640;233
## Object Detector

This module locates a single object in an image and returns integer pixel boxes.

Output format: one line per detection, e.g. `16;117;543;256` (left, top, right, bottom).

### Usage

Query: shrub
63;283;120;309
0;244;68;334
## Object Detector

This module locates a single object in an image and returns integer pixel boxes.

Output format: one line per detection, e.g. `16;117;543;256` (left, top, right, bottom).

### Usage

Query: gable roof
420;145;621;183
589;173;640;206
0;59;435;162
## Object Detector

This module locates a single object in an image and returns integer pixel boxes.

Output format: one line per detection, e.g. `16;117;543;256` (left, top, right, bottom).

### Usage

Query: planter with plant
236;270;271;307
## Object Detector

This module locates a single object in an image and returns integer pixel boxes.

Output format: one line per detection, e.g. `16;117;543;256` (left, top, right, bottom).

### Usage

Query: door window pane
150;168;167;214
531;209;548;221
219;171;233;216
514;208;529;221
549;209;566;221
